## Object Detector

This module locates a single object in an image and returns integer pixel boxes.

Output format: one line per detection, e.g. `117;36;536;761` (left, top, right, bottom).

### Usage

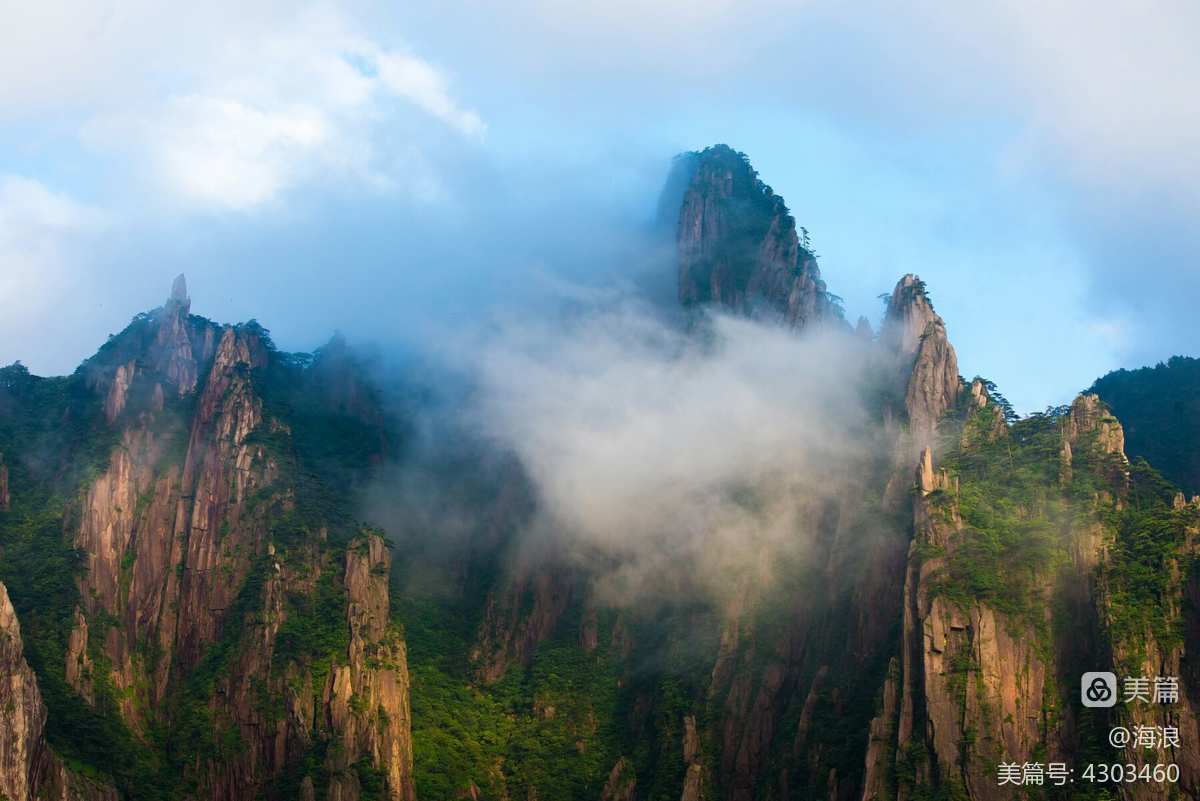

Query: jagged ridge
0;277;414;801
1;148;1198;801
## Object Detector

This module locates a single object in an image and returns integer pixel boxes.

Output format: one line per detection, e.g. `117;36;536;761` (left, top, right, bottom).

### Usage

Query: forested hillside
1092;356;1200;496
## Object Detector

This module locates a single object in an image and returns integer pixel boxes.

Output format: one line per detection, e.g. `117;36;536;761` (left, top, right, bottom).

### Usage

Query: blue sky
2;1;1198;413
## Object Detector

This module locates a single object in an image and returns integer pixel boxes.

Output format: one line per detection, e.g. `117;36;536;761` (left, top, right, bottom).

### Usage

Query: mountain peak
168;273;189;309
665;145;838;328
881;274;960;451
881;273;938;355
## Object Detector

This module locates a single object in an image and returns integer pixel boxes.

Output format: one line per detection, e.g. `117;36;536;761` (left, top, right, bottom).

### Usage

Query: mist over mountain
1;146;1198;801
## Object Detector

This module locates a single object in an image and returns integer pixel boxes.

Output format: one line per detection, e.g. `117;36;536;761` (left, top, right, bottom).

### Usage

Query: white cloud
371;46;485;138
0;177;108;370
464;300;881;605
7;0;1193;210
0;1;280;115
862;0;1200;202
66;5;483;210
144;97;331;210
0;177;105;233
423;0;1199;203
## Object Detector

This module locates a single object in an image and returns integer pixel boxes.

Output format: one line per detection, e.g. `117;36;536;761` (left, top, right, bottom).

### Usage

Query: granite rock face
325;534;415;801
661;150;1199;801
0;581;45;801
881;274;961;453
857;394;1200;801
4;148;1200;801
472;565;574;684
0;582;118;801
7;278;415;801
599;757;637;801
670;145;839;329
861;439;1067;801
1066;392;1127;458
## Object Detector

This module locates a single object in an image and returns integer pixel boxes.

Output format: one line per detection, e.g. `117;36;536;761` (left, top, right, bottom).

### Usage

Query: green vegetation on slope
0;362;170;799
907;391;1197;801
930;404;1111;636
396;529;722;801
1102;457;1197;669
0;317;407;800
400;593;626;801
933;395;1195;661
1092;355;1200;495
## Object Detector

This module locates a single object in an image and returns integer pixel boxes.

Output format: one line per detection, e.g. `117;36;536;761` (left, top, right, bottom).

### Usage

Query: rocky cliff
859;381;1199;801
670;145;840;328
411;147;1200;801
0;578;51;801
881;274;961;454
0;581;118;801
3;147;1199;801
0;279;414;801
